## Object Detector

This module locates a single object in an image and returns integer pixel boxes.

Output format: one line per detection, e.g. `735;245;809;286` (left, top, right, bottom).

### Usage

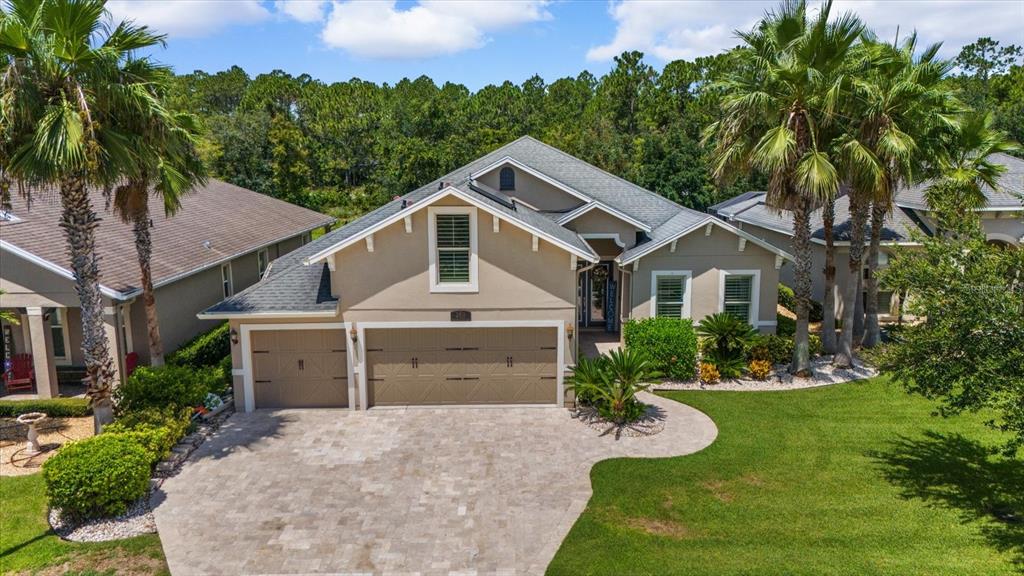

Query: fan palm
925;111;1019;236
1;0;167;428
709;0;861;374
110;64;206;367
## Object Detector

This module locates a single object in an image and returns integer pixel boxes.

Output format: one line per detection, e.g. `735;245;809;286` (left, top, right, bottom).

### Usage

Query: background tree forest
167;37;1022;224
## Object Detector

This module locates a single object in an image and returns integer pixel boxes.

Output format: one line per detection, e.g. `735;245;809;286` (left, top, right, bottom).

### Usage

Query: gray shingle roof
895;152;1024;210
0;179;334;298
710;192;923;243
202;136;719;316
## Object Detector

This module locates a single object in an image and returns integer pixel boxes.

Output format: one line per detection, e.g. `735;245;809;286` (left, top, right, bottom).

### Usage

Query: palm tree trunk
834;193;868;367
821;199;837;354
60;176;116;431
863;200;886;347
131;199;164;366
790;197;814;376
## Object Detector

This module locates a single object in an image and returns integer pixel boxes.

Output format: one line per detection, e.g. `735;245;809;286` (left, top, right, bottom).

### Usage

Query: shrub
777;313;796;337
167;322;230;368
115;365;215;414
623;317;698;380
0;398;91;418
103;407;193;464
211;355;233;396
778;283;823;322
699;362;720;384
42;434;151;520
569;349;659;424
697;313;757;378
747;334;793;365
748;359;772;380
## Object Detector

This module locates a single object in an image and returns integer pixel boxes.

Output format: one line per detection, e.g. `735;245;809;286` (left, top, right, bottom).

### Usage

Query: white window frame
719;269;761;325
650;270;692;319
257;248;270;277
427;206;478;293
49;307;71;365
221;263;234;298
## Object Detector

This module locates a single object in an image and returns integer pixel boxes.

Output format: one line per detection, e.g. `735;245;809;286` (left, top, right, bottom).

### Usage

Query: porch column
25;307;59;398
103;306;124;387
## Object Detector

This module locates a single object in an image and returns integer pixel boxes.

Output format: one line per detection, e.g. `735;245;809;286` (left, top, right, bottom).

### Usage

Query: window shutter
656;276;685;318
723;275;753;321
436;214;471;283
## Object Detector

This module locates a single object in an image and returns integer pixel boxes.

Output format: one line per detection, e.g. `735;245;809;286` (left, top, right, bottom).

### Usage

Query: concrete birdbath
15;412;47;456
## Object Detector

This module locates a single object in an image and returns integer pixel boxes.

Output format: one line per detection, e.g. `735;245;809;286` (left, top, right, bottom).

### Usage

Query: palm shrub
569;348;660;424
697;313;758;378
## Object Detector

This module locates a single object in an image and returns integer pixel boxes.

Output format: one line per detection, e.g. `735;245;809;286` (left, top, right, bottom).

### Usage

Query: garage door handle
463;377;479;381
253;350;269;354
540;376;556;380
540;346;557;350
507;356;513;367
462;347;479;351
298;359;304;371
446;377;463;381
333;377;347;380
255;379;271;383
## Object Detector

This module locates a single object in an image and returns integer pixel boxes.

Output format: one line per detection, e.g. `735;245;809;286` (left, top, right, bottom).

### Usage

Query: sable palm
925;111;1019;235
110;63;206;367
709;0;861;374
1;0;166;428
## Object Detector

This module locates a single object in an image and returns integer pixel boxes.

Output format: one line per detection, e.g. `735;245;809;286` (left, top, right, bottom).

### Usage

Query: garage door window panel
429;207;478;293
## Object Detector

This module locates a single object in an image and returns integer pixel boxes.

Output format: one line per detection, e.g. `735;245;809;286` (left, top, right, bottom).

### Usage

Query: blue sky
108;1;1024;89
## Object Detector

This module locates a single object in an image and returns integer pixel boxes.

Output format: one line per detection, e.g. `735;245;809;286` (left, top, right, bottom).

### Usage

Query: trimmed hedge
0;398;92;418
103;406;193;465
42;434;151;520
623;317;698;380
748;333;823;365
115;364;216;413
167;322;230;368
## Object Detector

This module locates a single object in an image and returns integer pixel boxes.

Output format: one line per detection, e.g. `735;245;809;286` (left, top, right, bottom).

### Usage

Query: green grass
548;378;1023;575
0;474;168;576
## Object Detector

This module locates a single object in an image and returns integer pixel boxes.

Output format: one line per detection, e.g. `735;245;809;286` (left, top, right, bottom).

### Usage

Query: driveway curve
153;393;717;575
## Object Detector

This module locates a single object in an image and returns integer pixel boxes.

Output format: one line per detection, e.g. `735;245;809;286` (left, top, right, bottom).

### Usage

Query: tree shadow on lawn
870;431;1024;567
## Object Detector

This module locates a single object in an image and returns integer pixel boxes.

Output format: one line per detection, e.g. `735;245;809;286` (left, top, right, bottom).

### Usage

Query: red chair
3;354;35;393
125;352;139;378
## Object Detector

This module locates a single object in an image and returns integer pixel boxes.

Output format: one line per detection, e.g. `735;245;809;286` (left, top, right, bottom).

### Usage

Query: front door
583;262;615;329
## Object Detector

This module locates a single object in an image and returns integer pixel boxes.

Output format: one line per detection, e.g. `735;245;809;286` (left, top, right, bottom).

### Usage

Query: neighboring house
201;136;792;412
0;180;334;398
709;153;1024;318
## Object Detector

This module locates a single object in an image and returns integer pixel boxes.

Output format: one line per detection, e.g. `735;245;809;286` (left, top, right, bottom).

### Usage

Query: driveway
152;393;717;575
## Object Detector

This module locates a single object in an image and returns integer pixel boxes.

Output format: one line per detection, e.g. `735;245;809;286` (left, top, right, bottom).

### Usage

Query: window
49;308;69;363
721;271;759;324
499;167;515;191
428;206;478;292
650;271;691;319
300;232;310;245
221;263;233;298
257;248;270;277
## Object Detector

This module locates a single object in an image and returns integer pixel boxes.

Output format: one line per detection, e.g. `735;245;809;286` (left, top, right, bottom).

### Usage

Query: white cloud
276;0;328;23
589;0;1024;62
105;1;271;38
320;0;552;59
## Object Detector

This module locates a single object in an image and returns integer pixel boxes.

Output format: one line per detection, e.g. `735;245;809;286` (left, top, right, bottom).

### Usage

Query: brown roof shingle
1;179;334;297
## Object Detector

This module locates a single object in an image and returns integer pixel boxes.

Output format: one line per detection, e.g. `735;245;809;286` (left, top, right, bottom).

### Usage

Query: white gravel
50;492;156;541
655;356;877;391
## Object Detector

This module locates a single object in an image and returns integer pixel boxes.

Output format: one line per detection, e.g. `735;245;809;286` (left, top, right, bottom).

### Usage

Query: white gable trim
303;187;599;265
556;201;652;232
1;240;128;300
470;156;592;203
617;217;795;265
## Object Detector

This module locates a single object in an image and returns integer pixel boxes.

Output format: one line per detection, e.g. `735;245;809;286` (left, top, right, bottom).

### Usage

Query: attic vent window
499;167;515;191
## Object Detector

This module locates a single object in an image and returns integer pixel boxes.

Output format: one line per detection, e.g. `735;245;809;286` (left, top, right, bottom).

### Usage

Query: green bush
42;434;151;520
569;349;658;424
115;365;215;414
167;322;230;368
747;333;824;365
697;313;758;378
103;407;193;464
0;398;92;418
777;313;796;337
778;283;824;322
623;317;698;380
210;355;233;397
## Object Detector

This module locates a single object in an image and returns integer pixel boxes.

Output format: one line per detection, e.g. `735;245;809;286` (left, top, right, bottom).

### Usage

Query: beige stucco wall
630;228;781;331
980;211;1024;245
476;165;583;212
563;208;641;250
0;252;83;308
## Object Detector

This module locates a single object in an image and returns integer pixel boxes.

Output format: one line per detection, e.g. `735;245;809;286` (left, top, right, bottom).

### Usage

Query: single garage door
365;327;557;406
251;329;348;409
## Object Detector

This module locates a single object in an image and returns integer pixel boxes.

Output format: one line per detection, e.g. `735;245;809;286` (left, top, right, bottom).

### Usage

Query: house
201;136;792;412
709;152;1024;318
0;179;334;398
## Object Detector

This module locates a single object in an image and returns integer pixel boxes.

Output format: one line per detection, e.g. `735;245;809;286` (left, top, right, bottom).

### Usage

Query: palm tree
709;0;862;374
820;197;837;353
1;0;167;428
859;35;955;349
110;65;206;367
925;111;1020;235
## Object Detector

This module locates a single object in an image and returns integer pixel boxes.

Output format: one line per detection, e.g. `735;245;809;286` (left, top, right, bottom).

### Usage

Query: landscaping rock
655;355;877;392
50;493;156;542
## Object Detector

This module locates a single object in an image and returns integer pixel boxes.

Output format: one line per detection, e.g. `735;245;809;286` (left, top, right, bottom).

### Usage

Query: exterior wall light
350;324;358;343
566;323;574;340
229;328;239;345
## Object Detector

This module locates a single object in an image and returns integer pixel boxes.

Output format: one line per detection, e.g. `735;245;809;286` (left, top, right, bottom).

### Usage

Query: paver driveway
152;393;717;575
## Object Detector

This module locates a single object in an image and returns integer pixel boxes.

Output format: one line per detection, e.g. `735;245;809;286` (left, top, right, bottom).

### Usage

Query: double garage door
250;326;558;409
366;327;558;406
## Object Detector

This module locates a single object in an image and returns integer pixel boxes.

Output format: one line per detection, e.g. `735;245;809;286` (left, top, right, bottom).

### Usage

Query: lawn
548;377;1023;575
0;474;168;576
